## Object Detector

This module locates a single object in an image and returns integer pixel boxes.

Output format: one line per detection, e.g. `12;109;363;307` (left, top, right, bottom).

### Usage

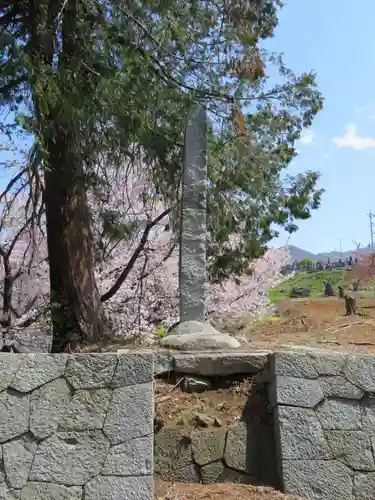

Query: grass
269;269;346;303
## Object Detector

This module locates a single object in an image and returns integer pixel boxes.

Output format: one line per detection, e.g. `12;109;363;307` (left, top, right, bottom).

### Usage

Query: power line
368;211;375;252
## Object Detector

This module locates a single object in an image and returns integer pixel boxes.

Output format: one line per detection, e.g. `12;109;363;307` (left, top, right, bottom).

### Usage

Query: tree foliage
0;0;324;348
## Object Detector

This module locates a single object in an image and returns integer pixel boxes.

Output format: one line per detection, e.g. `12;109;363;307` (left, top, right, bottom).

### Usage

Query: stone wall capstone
0;352;154;500
270;348;375;500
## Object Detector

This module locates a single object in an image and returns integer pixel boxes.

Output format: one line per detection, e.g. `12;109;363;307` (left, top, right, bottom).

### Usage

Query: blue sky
1;0;374;255
269;0;375;253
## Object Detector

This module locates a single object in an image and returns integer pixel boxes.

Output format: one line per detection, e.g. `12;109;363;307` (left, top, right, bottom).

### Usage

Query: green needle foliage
0;0;324;347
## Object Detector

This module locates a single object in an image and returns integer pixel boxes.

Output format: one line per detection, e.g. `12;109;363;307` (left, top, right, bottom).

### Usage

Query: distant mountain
287;244;372;262
287;245;317;262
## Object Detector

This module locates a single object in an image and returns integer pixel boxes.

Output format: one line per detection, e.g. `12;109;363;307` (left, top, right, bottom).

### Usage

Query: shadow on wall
242;381;280;488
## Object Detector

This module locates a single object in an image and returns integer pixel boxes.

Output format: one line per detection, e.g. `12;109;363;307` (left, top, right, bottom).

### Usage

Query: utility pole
339;239;343;259
368;211;375;253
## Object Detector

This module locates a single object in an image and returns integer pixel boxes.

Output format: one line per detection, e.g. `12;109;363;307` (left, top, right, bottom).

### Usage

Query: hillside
287;244;371;262
269;269;346;303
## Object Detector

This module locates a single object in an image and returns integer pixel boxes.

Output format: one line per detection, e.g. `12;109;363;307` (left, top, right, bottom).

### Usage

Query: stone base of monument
159;321;241;351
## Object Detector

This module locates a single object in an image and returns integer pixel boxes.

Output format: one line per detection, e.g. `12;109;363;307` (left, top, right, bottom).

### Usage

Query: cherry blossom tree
0;150;290;346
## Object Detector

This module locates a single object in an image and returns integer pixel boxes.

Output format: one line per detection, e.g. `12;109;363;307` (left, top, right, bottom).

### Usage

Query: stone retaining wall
0;352;153;500
270;349;375;500
154;422;278;487
154;349;279;487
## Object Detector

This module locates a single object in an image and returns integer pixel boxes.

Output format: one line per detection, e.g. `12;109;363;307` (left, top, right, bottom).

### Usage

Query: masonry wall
0;352;154;500
270;348;375;500
153;350;279;488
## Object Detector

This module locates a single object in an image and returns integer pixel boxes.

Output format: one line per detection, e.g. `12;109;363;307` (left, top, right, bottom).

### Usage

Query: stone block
200;461;225;484
29;431;110;485
325;431;375;471
3;435;37;488
276;406;332;460
154;427;193;477
174;352;269;376
282;460;353;500
111;353;153;387
10;354;67;393
59;389;111;431
344;355;375;392
353;472;375;500
307;350;346;375
271;351;318;379
154;351;174;375
102;435;153;476
0;391;29;443
103;382;153;444
271;376;324;408
30;378;72;439
316;398;362;431
65;354;118;390
0;355;22;392
191;428;226;466
84;475;153;500
20;483;82;500
319;375;364;400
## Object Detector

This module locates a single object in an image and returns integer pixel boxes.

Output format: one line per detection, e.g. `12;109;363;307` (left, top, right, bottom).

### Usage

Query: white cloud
299;130;314;145
333;124;375;150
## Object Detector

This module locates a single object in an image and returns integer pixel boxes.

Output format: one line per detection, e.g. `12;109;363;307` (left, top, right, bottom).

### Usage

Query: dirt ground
154;375;271;429
154;480;302;500
234;296;375;353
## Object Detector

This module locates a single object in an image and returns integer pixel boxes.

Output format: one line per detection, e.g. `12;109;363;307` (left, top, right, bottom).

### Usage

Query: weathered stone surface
59;389;111;431
161;332;241;351
200;461;225;484
111;353;153;387
362;403;375;432
271;351;318;379
179;104;207;323
353;472;375;500
272;376;324;408
154;351;174;375
30;378;71;439
169;321;219;336
224;422;261;474
183;376;211;393
10;354;67;392
30;431;110;485
102;436;153;476
307;350;346;375
316;398;362;430
174;352;269;376
3;434;38;488
0;355;22;392
103;382;153;444
219;467;259;485
277;407;332;460
325;431;375;471
319;375;364;400
65;354;117;389
84;474;153;500
283;460;353;500
154;427;193;478
0;485;20;499
168;464;199;483
0;447;4;483
344;355;375;392
20;483;82;500
191;428;226;466
0;391;29;443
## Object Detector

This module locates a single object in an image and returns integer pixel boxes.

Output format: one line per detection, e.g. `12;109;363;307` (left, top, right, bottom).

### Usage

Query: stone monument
179;103;208;323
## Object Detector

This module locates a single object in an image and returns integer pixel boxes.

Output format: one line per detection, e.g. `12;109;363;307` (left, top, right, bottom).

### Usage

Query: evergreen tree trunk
28;0;110;351
44;129;109;352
